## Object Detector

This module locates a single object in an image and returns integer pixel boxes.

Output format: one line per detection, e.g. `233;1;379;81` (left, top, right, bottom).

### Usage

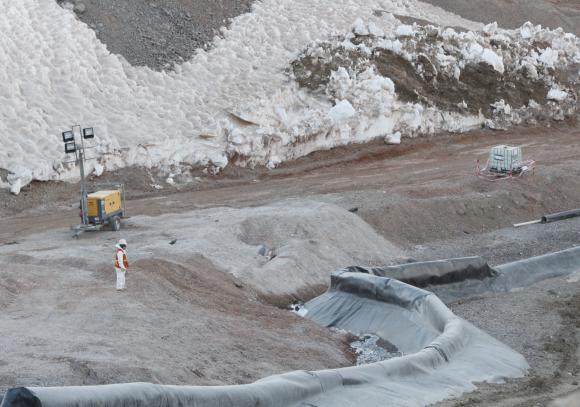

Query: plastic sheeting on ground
349;256;496;288
416;247;580;303
0;270;528;407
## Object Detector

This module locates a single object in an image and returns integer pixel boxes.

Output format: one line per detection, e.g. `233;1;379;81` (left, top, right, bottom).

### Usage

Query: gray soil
0;253;354;393
434;278;580;406
422;0;580;36
56;0;254;69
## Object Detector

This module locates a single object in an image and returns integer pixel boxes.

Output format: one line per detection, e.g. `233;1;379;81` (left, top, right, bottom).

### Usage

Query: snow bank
291;20;579;141
1;1;579;193
0;0;480;191
328;100;356;123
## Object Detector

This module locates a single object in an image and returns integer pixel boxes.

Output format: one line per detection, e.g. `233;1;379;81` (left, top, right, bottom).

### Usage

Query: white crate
489;145;522;172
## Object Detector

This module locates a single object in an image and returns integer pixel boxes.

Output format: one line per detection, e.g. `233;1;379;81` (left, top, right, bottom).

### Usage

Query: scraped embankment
128;200;404;303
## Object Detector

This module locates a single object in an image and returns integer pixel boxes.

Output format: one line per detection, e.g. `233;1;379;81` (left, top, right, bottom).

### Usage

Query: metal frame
61;125;126;237
476;158;535;181
63;125;97;227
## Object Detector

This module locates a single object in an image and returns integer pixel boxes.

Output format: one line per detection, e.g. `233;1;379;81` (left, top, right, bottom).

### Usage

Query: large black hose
348;257;496;288
541;209;580;224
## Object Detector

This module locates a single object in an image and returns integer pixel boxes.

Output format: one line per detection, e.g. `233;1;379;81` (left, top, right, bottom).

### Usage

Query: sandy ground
2;118;580;403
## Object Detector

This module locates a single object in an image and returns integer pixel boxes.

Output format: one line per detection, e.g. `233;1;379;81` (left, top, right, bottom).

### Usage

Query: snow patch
396;24;414;37
547;87;569;101
329;100;356;123
10;179;23;196
385;131;401;145
463;42;505;73
539;47;559;68
93;163;104;177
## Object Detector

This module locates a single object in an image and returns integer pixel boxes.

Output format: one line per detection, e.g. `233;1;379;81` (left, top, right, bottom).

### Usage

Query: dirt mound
134;256;251;312
374;51;547;115
292;21;579;120
294;46;547;115
128;200;403;301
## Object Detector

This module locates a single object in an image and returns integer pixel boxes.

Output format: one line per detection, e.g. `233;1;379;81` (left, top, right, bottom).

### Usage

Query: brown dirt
292;34;558;116
374;51;548;115
290;44;367;92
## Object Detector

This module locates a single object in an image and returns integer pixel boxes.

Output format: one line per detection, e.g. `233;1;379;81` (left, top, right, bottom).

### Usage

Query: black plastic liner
0;388;39;407
347;257;496;288
427;247;580;303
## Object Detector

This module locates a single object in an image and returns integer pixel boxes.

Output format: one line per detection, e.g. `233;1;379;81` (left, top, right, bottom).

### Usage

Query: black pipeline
514;208;580;227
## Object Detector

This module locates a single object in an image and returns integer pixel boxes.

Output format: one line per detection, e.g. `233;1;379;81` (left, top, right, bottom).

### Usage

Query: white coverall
114;244;128;290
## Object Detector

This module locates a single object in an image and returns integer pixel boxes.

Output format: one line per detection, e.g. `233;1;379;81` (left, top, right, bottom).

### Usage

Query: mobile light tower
62;125;95;226
62;125;126;238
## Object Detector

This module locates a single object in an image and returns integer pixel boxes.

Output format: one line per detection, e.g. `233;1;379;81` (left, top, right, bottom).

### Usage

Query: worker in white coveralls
114;239;129;291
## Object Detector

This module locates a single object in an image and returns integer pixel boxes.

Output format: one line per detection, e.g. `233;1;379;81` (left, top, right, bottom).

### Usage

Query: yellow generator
86;190;124;231
73;184;126;237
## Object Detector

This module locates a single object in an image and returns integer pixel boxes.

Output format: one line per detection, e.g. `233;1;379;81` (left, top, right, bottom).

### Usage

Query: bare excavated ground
0;251;355;394
2;118;580;403
2;2;575;405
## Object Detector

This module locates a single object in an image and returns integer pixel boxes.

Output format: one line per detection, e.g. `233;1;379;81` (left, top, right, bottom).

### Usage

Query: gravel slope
422;0;580;35
57;0;254;69
434;274;580;407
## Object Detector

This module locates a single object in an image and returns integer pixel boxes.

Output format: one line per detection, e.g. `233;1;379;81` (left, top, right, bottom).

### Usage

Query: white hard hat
118;239;127;246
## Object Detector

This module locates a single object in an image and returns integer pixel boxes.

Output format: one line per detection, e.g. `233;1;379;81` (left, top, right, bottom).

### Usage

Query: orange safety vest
114;248;129;269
